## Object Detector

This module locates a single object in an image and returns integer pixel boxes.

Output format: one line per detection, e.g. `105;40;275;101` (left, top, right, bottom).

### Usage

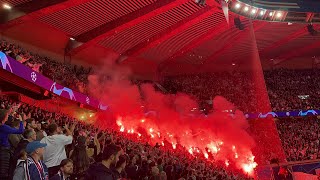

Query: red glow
225;160;230;167
172;143;176;149
204;152;208;159
91;78;258;176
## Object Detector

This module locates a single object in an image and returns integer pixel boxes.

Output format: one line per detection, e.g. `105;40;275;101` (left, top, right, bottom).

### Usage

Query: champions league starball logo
31;72;37;82
0;51;13;73
50;82;76;101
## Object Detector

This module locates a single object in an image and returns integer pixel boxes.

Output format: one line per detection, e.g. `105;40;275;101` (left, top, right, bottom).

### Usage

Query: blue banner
245;109;319;119
0;51;108;110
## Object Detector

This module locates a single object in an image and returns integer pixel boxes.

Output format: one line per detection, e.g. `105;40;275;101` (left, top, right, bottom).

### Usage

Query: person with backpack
13;141;48;180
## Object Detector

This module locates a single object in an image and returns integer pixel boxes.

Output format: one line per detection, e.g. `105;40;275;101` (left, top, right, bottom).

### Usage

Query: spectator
113;154;127;179
125;155;139;179
0;108;24;180
41;123;74;177
10;128;37;178
13;141;48;180
35;121;46;141
50;158;73;180
1;39;91;94
85;144;122;180
8;119;24;150
69;136;93;180
160;171;167;180
0;96;254;180
275;116;320;161
26;118;37;130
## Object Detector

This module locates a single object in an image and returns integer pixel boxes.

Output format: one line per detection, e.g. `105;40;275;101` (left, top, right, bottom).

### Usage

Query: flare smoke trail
88;64;257;175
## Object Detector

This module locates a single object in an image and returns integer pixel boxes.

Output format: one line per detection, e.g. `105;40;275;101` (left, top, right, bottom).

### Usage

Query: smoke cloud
88;64;257;175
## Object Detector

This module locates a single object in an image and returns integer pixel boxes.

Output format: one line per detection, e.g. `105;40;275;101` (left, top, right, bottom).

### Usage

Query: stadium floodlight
260;10;265;15
251;9;256;14
276;12;282;18
269;12;273;16
235;3;241;9
3;3;11;9
244;6;249;12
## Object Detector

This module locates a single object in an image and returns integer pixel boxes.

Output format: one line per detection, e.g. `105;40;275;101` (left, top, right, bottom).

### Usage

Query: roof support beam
158;21;230;67
69;0;190;55
0;0;67;25
274;40;320;63
260;27;307;55
201;21;268;65
0;0;92;29
118;7;216;63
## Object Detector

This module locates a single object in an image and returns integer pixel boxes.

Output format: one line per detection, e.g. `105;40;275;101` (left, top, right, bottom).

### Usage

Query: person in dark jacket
13;141;48;180
113;154;127;179
0;109;24;180
50;158;73;180
9;129;36;179
85;144;122;180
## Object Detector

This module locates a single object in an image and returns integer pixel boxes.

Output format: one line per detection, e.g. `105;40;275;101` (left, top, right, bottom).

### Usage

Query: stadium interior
0;0;320;179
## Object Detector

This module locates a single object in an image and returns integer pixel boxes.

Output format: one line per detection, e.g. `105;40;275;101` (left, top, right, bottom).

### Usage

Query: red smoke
88;66;257;176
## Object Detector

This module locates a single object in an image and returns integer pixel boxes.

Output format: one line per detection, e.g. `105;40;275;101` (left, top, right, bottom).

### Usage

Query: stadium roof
1;0;319;78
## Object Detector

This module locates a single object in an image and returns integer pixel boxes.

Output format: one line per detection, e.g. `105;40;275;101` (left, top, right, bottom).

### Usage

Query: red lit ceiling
1;0;319;78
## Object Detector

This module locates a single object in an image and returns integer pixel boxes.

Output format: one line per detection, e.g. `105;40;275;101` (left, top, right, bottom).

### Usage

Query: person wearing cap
26;141;48;180
13;141;48;180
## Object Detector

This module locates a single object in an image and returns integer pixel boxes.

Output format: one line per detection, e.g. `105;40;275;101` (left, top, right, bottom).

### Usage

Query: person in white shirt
40;123;75;178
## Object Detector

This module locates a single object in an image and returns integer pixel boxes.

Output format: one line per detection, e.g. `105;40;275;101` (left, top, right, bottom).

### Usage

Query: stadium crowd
2;39;320;113
0;96;253;180
264;68;320;111
162;72;260;113
0;40;90;94
163;68;320;113
1;39;320;179
275;116;320;162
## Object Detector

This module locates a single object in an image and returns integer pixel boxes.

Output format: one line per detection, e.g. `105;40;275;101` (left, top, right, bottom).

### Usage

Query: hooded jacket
84;162;115;180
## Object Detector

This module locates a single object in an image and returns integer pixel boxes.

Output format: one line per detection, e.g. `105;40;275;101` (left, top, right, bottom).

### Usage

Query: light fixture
3;3;11;9
269;12;273;16
70;37;75;41
232;63;236;66
260;10;265;15
251;9;256;14
276;12;282;18
235;3;241;9
244;6;249;12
